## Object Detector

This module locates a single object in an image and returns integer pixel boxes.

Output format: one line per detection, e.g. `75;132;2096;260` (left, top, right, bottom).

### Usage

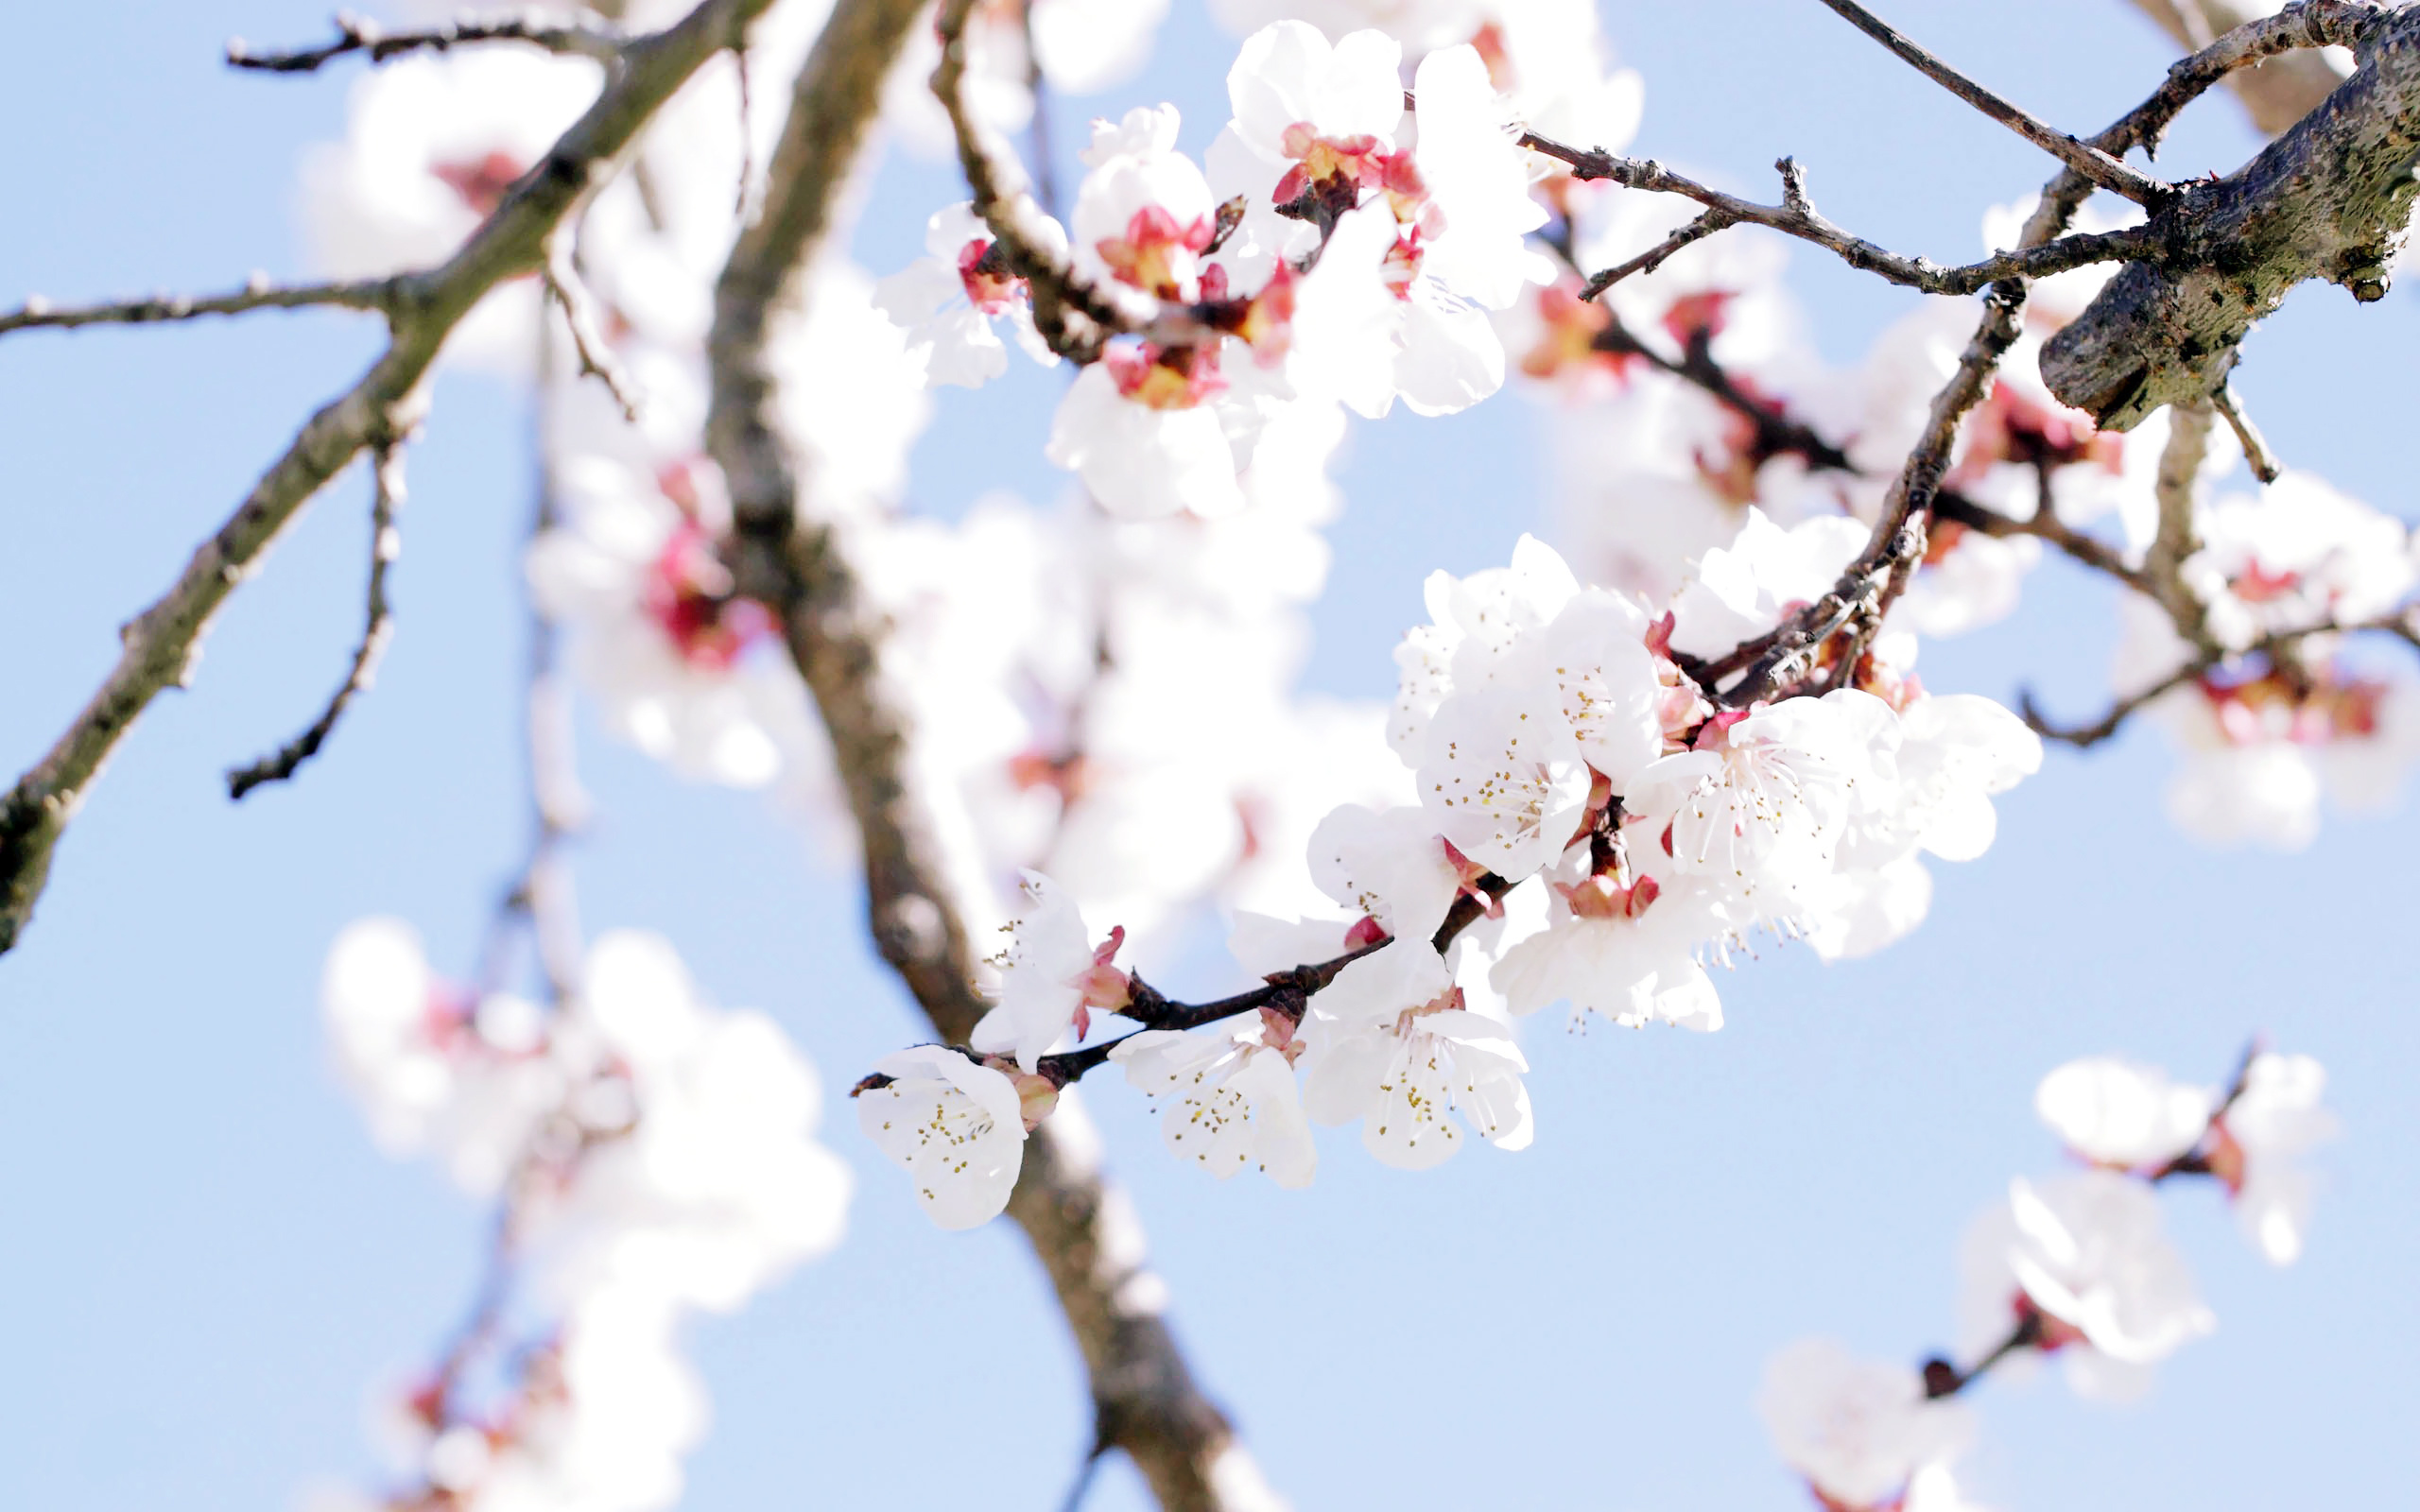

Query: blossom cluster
275;2;2407;1503
860;522;2045;1222
1758;1047;2335;1511
319;921;849;1512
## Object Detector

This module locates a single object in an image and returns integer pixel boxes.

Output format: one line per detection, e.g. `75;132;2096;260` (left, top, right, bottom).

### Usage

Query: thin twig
1518;130;2152;298
0;276;397;337
1922;1311;2046;1400
1580;208;1734;300
2126;0;2365;137
2212;382;2283;482
226;10;626;73
2022;655;2211;747
1810;0;2168;203
542;244;643;421
225;440;406;799
1930;489;2149;594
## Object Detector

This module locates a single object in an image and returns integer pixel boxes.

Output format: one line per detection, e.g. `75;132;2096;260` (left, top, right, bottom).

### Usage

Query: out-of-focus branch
0;0;781;957
2144;400;2219;652
2023;610;2420;746
225;439;406;799
0;276;398;336
1811;0;2167;203
2211;382;2283;482
2127;0;2357;134
703;4;1272;1508
542;243;643;421
225;10;627;73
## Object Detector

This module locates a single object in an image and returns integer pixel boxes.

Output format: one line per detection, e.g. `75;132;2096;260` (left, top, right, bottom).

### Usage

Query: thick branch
0;0;780;956
225;10;626;73
1811;0;2169;203
2041;3;2411;427
225;439;406;799
702;5;1269;1508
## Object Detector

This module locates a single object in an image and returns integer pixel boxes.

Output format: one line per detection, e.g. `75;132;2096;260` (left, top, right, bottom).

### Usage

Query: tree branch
224;438;406;799
2126;0;2360;135
1522;132;2152;298
2211;381;2283;482
1810;0;2169;204
0;276;398;337
2040;3;2408;427
225;9;626;73
0;0;783;957
929;0;1152;361
702;4;1273;1507
2144;399;2219;653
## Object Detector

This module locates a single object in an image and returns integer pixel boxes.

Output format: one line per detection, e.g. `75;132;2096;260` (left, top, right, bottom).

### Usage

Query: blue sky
2;3;2413;1509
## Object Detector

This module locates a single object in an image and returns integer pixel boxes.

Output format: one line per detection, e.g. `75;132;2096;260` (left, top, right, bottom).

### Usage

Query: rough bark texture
0;0;778;954
702;6;1270;1509
2042;5;2420;428
2130;0;2355;131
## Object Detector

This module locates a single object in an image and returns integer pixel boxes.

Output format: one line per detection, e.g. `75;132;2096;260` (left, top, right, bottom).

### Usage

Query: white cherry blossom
1491;868;1725;1030
1958;1171;2214;1400
876;201;1063;388
1756;1338;1976;1512
2213;1051;2340;1265
2035;1056;2212;1172
1305;801;1464;943
1299;940;1532;1167
856;1046;1030;1231
1114;1016;1317;1187
1416;679;1593;882
975;871;1132;1072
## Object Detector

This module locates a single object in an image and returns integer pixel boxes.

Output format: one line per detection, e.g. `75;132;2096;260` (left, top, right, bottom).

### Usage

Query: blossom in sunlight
875;201;1063;387
1299;940;1531;1168
1959;1171;2214;1401
1757;1338;1975;1512
1305;801;1467;945
975;871;1134;1071
856;1046;1030;1231
1115;1013;1317;1186
1073;107;1220;301
2035;1055;2211;1171
2115;601;2420;851
1491;866;1724;1030
2032;1049;2335;1264
2209;1052;2339;1265
1046;338;1249;518
2183;471;2415;652
1623;691;1893;936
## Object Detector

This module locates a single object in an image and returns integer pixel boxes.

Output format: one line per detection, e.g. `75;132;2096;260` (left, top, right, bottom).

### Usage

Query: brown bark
702;4;1274;1506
